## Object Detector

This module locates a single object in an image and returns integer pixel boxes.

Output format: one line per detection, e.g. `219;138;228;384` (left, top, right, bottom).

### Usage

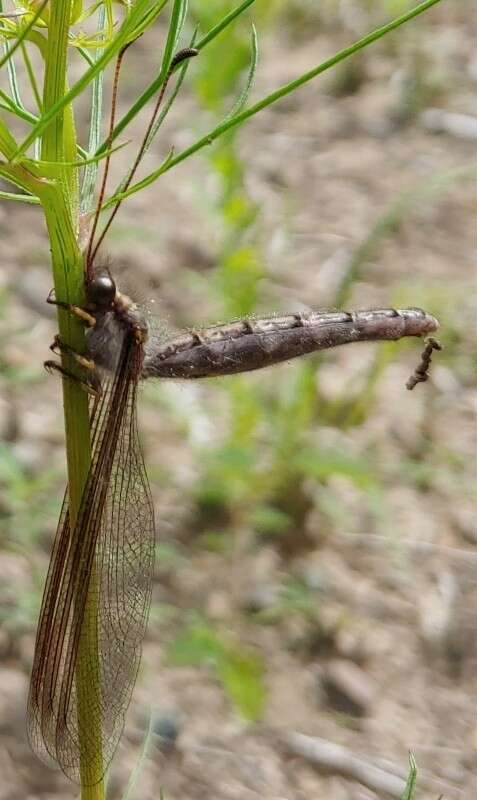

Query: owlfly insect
26;46;440;785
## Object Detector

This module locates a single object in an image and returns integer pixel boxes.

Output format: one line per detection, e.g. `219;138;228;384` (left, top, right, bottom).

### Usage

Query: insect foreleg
47;289;96;327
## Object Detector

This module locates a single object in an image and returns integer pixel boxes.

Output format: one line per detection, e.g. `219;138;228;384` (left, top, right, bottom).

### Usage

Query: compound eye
87;273;116;309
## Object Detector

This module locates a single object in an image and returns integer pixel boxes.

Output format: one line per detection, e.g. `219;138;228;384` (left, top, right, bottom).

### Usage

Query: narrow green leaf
101;148;175;208
145;29;198;150
73;0;106;28
0;93;88;158
77;45;95;67
153;0;188;62
0;189;39;204
224;23;258;120
159;0;188;89
0;162;40;194
126;0;169;43
176;0;189;45
400;753;418;800
121;712;155;800
26;138;129;171
195;0;256;52
5;44;24;110
0;87;37;124
0;115;19;158
0;9;28;17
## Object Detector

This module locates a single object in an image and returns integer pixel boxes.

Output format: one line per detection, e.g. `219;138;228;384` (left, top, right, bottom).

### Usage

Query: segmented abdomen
142;308;439;380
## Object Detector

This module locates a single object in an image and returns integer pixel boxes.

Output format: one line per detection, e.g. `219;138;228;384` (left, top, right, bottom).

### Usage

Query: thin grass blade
0;188;39;204
126;0;169;43
400;753;418;800
158;0;187;75
224;23;258;120
145;29;198;149
121;712;155;800
26;139;129;173
176;0;189;45
195;0;256;52
101;148;175;208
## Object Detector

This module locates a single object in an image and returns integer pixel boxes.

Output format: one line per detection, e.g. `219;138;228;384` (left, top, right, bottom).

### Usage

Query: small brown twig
406;337;442;390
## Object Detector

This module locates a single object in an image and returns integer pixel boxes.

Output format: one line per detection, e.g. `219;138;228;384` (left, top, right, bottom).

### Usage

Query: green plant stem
41;1;103;797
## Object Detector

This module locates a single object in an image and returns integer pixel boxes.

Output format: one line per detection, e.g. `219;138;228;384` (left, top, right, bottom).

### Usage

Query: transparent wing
27;336;155;785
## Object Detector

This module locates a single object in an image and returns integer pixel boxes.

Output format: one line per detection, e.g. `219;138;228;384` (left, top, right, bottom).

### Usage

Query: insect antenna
88;47;198;268
85;43;132;281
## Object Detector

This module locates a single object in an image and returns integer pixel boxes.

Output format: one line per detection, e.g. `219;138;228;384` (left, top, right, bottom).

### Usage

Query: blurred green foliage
166;615;266;720
0;443;59;549
0;442;60;632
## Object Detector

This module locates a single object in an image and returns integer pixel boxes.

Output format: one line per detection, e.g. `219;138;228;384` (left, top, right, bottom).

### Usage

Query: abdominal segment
142;308;439;380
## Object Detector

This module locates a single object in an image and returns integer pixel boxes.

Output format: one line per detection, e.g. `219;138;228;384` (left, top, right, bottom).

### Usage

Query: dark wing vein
27;333;155;784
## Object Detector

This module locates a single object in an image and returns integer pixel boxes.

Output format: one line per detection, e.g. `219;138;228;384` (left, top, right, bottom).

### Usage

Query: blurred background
1;1;477;798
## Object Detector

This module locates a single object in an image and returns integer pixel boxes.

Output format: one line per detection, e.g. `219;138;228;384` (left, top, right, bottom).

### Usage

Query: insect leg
44;360;101;397
47;289;96;327
46;337;102;395
50;334;96;371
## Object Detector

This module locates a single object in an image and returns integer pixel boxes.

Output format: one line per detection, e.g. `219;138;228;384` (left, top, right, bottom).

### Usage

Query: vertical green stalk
40;1;104;796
